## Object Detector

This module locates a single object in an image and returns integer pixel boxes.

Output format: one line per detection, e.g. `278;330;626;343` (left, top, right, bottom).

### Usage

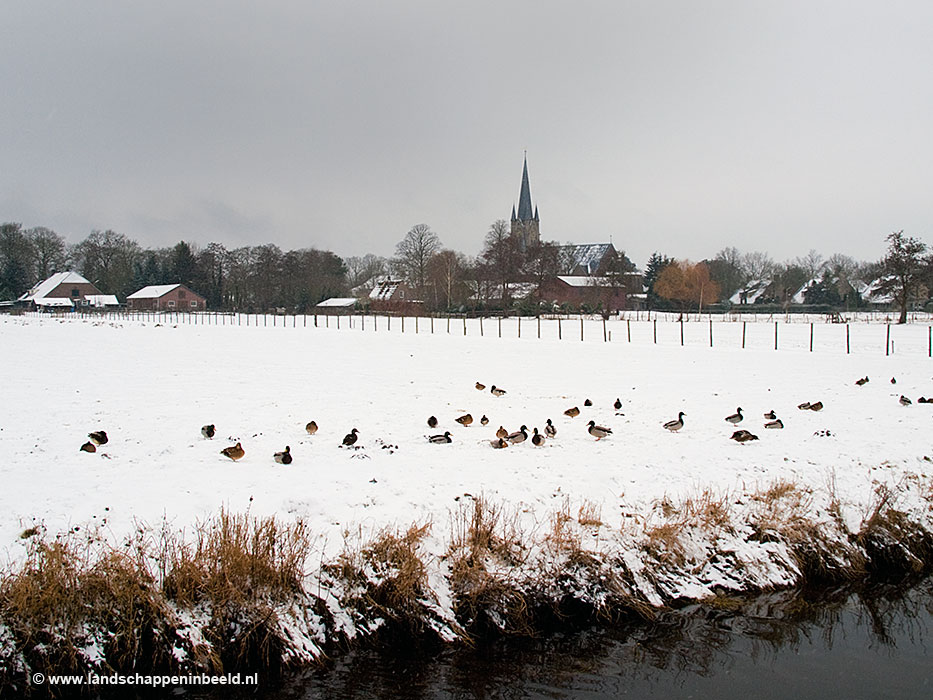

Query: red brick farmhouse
126;284;207;311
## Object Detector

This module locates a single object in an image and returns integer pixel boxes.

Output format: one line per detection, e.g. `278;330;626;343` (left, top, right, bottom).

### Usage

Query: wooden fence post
480;316;483;336
558;317;562;340
809;323;813;352
627;319;631;343
580;316;584;342
680;318;684;346
742;321;746;349
518;316;521;338
537;316;541;339
709;319;713;347
463;316;467;336
603;318;607;342
846;323;850;354
886;324;890;356
498;316;501;338
774;321;778;350
653;319;657;344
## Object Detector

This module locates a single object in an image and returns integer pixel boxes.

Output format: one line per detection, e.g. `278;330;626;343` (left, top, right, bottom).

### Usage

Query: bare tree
795;249;825;279
480;219;522;306
393;224;441;298
344;254;387;290
26;227;67;280
71;229;141;298
741;251;775;281
876;230;928;323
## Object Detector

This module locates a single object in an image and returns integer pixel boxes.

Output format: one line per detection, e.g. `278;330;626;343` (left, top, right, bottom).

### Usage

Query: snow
126;284;181;299
18;271;92;302
0;312;931;624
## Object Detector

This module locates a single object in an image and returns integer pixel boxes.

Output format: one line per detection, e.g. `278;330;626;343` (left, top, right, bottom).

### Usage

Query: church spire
516;153;534;221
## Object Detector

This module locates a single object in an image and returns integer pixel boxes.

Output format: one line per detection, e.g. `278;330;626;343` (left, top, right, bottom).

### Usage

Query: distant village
1;157;930;320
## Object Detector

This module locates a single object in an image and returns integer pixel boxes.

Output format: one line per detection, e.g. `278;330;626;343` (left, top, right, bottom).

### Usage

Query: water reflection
253;579;933;699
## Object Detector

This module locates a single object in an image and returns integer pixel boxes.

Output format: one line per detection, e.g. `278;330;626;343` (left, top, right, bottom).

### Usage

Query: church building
510;154;540;252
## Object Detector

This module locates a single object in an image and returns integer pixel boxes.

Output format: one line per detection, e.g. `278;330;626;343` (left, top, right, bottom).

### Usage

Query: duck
587;420;612;440
80;441;96;453
900;395;912;406
274;446;292;464
480;414;489;426
545;418;557;438
663;412;685;432
342;428;359;447
221;442;245;461
797;402;812;410
614;398;623;411
427;431;453;444
490;437;509;449
730;430;759;443
808;401;823;411
531;428;546;446
496;425;508;439
305;421;318;435
201;424;216;439
855;376;869;386
506;425;528;444
919;397;929;404
427;415;438;428
564;406;581;418
584;398;593;407
455;413;474;427
763;410;776;420
764;418;784;429
475;382;486;391
724;408;743;424
891;377;897;384
490;385;507;397
88;430;108;446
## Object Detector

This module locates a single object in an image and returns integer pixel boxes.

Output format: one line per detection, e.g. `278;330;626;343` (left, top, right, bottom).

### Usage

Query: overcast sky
2;1;931;268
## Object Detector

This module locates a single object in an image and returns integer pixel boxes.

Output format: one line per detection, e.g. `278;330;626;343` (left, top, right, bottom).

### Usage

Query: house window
178;290;186;299
167;300;176;307
399;290;405;300
71;288;80;297
190;300;197;308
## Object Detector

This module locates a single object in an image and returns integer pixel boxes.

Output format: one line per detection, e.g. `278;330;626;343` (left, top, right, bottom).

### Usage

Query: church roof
558;243;616;275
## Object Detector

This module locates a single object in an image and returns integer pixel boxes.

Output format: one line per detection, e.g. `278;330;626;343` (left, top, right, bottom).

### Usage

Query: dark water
259;580;933;699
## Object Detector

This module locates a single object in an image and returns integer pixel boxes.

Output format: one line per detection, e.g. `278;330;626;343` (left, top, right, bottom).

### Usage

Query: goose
506;425;528;444
855;376;869;386
797;402;812;410
763;410;776;420
614;398;623;411
201;424;216;439
584;398;593;407
545;418;557;438
900;395;912;406
475;382;486;391
427;416;438;428
490;437;509;449
531;428;546;446
663;412;685;432
342;428;359;447
808;401;823;411
480;414;489;426
455;413;474;427
88;430;108;446
564;406;581;418
730;430;759;443
490;385;507;397
587;420;612;440
496;426;508;439
305;421;318;435
427;431;453;444
274;446;292;464
221;442;245;461
80;441;96;453
764;418;784;429
725;408;743;424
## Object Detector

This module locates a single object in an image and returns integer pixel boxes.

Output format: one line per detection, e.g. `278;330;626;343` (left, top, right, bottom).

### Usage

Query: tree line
1;221;930;321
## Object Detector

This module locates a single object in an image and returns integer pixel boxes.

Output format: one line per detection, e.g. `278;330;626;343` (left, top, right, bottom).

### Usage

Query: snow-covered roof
85;294;120;307
369;280;403;301
18;271;93;302
729;279;771;305
792;278;819;305
35;297;73;307
559;243;615;275
556;276;609;288
316;297;357;308
127;284;182;299
865;276;895;304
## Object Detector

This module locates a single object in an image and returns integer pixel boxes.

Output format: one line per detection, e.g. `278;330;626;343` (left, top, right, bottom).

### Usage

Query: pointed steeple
516;153;534;221
511;204;517;221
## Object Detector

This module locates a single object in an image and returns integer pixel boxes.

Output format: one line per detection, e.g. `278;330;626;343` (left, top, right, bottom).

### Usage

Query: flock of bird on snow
77;376;927;464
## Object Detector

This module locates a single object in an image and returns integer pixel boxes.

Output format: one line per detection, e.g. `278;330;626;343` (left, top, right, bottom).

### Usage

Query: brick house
537;276;633;312
126;284;207;311
368;280;423;314
18;271;104;309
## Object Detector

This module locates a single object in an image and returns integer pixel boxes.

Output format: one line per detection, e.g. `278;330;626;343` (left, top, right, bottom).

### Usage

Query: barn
126;284;207;311
17;271;104;310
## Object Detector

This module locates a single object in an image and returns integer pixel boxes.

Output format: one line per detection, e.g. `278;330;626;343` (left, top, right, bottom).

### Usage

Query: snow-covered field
1;312;932;609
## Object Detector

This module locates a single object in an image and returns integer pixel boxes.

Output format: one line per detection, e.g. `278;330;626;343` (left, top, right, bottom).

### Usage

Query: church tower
510;153;540;252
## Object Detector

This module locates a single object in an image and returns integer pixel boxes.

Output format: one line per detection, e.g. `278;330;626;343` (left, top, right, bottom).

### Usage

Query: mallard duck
765;418;784;429
725;408;743;424
531;428;545;446
919;397;929;404
506;425;528;444
80;441;96;453
274;446;292;464
663;412;685;432
730;430;759;443
201;424;216;439
900;395;912;406
545;418;557;438
496;426;508;439
763;410;776;420
427;431;453;444
342;428;359;446
855;376;869;386
475;382;486;391
614;398;623;411
797;402;811;410
809;401;823;411
88;430;108;446
587;420;612;440
564;406;580;418
221;442;245;460
490;385;507;397
305;421;318;435
891;377;897;384
584;398;593;407
455;413;473;427
427;416;438;428
490;437;509;449
480;414;489;426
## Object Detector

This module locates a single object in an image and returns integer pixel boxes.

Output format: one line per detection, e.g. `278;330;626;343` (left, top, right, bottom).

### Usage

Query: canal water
246;579;932;699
